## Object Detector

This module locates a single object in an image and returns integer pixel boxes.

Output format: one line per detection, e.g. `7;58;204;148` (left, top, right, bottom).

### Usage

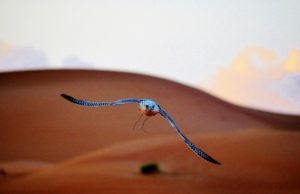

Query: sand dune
0;70;299;162
0;160;52;185
0;70;299;193
1;129;299;194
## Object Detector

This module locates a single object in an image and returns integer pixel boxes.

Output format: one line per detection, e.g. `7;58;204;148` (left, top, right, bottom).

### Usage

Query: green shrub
0;169;6;176
140;162;160;174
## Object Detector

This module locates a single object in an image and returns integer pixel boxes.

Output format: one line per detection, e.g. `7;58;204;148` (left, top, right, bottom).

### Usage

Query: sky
0;0;299;114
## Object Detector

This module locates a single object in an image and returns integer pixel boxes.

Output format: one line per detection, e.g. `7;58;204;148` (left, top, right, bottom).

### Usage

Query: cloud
0;41;51;71
62;56;96;69
283;50;300;73
0;42;98;72
207;47;300;115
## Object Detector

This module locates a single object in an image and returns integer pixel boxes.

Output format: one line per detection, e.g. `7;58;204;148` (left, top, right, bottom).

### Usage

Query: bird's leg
132;113;144;130
140;116;150;133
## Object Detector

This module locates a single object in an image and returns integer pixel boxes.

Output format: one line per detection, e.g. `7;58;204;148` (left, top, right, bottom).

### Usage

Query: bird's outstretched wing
159;107;221;165
61;94;142;107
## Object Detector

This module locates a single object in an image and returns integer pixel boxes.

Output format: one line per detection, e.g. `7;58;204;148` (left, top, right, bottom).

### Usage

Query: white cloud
0;42;52;71
62;56;96;69
206;47;300;115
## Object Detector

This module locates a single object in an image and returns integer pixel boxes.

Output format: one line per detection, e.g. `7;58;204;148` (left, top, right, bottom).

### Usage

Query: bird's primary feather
61;94;141;106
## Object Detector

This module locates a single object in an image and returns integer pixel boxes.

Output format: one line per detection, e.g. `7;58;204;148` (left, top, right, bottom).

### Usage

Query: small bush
0;169;6;176
140;162;160;174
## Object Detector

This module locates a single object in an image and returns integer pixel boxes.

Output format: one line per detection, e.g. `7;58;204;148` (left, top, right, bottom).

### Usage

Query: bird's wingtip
208;157;222;165
60;93;72;101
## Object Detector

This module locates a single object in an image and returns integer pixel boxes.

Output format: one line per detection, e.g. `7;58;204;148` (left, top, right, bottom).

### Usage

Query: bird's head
140;99;160;116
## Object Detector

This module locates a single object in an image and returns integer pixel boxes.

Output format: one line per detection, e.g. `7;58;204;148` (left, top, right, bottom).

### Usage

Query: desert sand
0;70;299;193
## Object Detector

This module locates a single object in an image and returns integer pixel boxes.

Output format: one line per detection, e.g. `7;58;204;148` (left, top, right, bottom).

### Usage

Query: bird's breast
144;110;158;116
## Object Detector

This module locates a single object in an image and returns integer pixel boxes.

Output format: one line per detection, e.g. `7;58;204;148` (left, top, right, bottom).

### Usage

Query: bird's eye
145;105;149;108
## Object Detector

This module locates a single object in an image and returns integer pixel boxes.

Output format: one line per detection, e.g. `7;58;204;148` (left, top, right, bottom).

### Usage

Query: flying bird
61;94;221;165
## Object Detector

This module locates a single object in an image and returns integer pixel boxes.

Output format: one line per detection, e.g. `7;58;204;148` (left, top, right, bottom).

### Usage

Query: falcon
61;94;221;165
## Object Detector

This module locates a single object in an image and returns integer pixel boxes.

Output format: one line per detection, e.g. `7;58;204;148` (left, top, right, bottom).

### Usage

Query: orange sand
0;70;299;193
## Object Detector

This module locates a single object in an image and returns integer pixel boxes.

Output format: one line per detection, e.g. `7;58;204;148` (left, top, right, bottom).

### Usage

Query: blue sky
0;0;299;114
